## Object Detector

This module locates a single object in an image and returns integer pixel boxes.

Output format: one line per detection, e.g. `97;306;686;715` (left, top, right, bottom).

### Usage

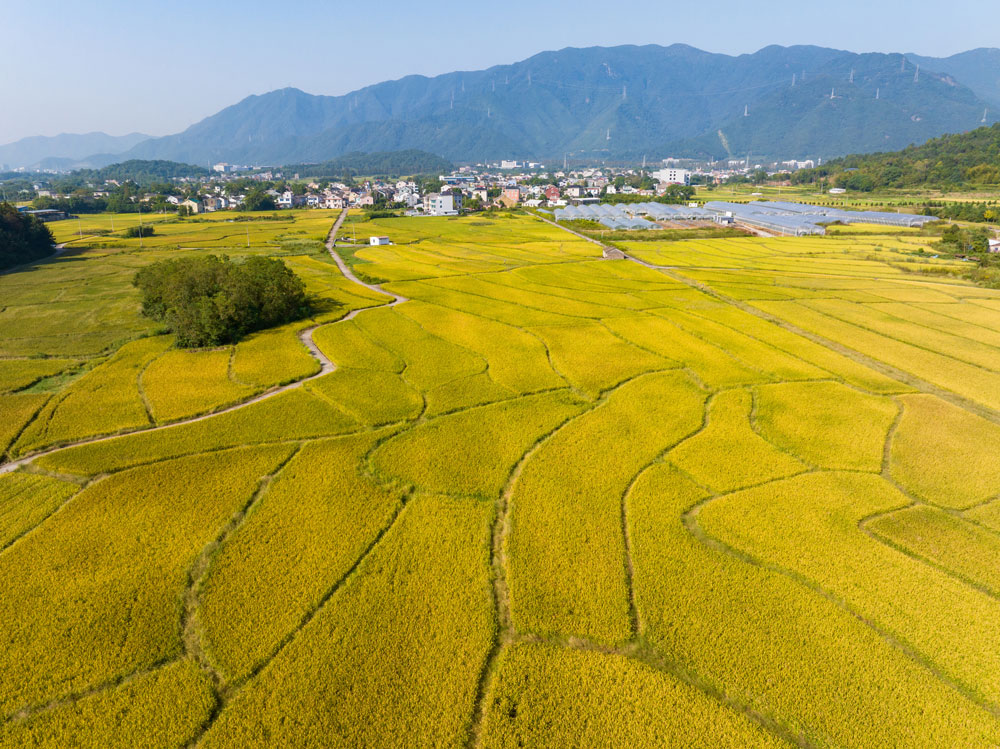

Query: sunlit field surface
3;210;1000;747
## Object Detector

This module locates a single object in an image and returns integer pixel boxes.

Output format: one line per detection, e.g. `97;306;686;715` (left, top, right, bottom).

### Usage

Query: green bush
0;202;54;270
122;225;154;238
133;255;310;347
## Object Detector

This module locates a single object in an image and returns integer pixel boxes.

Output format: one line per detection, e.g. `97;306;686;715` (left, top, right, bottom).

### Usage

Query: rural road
0;210;406;475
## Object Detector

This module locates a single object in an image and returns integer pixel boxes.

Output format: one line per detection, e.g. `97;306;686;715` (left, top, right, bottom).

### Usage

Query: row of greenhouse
553;199;938;236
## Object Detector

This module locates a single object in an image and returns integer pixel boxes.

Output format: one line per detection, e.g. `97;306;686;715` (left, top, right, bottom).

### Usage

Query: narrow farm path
0;210;405;475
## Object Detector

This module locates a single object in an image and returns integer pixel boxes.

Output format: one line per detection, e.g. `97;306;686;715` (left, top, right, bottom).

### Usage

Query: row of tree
791;123;1000;190
0;202;55;271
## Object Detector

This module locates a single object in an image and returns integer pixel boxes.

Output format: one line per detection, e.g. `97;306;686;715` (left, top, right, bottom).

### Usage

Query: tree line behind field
0;202;55;271
791;123;1000;191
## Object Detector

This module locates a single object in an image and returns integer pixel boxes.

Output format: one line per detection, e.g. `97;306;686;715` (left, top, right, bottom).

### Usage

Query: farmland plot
3;213;1000;746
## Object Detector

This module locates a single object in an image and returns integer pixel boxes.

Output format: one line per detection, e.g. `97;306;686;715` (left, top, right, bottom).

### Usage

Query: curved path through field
0;209;408;475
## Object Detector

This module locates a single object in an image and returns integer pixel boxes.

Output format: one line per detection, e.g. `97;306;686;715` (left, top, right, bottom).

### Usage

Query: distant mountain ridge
119;44;998;165
8;44;1000;168
0;132;151;170
906;49;1000;108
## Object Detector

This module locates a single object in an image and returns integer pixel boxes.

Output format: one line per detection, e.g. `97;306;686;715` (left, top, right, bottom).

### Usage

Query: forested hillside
794;123;1000;189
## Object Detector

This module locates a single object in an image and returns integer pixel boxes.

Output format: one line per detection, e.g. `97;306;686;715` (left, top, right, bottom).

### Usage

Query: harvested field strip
506;371;705;644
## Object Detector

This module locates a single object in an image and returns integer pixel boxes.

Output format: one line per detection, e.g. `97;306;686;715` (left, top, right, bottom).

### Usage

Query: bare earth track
0;209;408;476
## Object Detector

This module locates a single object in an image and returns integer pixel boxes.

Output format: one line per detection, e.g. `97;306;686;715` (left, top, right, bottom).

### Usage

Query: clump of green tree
0;202;55;271
123;225;154;238
133;255;310;347
792;123;1000;190
242;188;277;211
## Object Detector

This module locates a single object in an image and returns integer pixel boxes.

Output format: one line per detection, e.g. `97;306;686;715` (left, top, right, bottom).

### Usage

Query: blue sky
2;0;995;143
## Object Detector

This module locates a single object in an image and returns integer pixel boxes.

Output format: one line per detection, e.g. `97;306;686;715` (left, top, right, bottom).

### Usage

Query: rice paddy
3;210;1000;746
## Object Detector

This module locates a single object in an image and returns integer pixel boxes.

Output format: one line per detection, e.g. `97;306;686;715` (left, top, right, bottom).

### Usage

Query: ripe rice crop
668;389;806;492
306;369;422;425
0;358;78;393
891;394;1000;509
480;641;786;748
868;504;1000;595
529;322;672;397
754;381;897;470
628;462;1000;747
388;279;578;327
199;434;404;682
371;390;586;498
398;302;566;393
754;300;1000;412
352;307;486;390
660;309;829;382
311;319;404;372
13;336;171;456
424;372;516;416
699;471;1000;707
35;388;357;477
507;371;705;644
230;325;320;388
201;493;494;748
805;298;1000;373
0;444;295;716
691;304;910;393
604;315;761;387
0;393;50;458
142;348;256;422
0;472;79;549
0;659;214;748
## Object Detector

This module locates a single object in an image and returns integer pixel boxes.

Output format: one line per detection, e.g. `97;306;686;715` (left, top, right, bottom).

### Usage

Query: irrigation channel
0;209;410;475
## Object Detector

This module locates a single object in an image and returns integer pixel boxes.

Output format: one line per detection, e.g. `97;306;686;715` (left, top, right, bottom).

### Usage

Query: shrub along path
0;209;408;476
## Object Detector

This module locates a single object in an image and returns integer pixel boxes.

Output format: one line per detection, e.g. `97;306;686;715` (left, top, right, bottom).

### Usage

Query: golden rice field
3;209;1000;747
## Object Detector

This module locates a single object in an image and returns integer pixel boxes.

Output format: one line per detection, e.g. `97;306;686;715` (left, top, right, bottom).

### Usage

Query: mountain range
0;132;150;171
5;44;1000;168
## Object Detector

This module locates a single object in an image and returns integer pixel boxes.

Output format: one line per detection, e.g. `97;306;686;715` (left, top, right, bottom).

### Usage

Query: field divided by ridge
2;212;1000;746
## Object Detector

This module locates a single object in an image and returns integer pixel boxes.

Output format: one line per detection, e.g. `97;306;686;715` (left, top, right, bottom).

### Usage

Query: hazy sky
2;0;995;144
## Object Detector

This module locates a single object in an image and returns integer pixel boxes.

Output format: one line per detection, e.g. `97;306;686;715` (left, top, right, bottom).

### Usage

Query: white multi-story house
652;168;691;185
423;192;462;215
